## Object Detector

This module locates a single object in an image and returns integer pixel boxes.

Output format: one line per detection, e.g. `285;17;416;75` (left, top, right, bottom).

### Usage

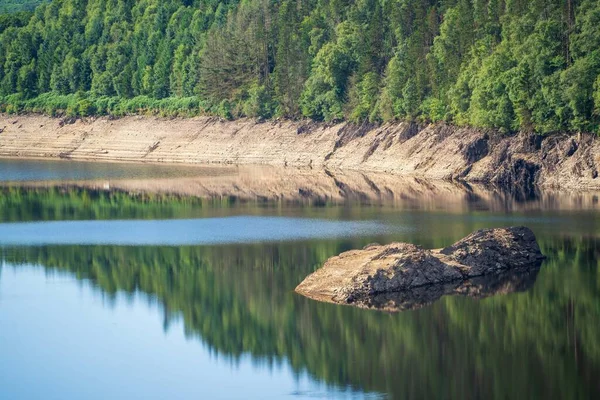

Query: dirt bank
1;114;599;189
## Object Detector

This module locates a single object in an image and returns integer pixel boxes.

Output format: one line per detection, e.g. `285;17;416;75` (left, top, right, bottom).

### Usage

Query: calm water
0;158;231;181
0;159;599;399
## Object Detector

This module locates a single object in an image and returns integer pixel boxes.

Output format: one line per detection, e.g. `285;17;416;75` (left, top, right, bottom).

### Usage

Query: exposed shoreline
1;113;599;190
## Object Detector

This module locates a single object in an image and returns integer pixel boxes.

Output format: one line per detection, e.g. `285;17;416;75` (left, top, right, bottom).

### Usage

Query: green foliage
469;46;517;132
242;83;275;120
300;42;350;121
0;92;207;117
594;75;600;122
1;0;600;133
0;0;45;13
420;97;447;122
216;99;232;120
273;0;308;118
348;72;381;122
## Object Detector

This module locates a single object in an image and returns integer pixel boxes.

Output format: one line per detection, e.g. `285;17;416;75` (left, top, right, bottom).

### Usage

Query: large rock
295;226;545;311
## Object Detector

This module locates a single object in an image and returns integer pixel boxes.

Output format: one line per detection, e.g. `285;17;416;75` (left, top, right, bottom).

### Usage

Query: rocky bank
295;227;545;311
1;115;600;189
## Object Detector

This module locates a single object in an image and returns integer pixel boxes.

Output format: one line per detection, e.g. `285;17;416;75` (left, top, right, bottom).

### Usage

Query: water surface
0;158;229;182
0;264;381;400
0;159;599;399
0;216;399;246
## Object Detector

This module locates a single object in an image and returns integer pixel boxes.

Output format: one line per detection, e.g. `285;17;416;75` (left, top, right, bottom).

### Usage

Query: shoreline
2;113;600;190
0;153;245;171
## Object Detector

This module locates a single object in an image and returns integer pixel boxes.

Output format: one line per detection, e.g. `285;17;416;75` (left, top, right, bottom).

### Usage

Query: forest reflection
2;233;599;399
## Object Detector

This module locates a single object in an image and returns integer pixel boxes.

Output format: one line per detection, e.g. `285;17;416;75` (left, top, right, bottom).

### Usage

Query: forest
0;0;599;134
0;0;45;13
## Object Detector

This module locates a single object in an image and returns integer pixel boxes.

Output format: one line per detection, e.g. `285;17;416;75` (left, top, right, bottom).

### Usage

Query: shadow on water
1;234;599;399
365;266;541;312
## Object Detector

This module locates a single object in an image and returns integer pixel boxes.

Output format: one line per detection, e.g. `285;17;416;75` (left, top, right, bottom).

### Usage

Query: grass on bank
2;91;599;136
0;92;219;119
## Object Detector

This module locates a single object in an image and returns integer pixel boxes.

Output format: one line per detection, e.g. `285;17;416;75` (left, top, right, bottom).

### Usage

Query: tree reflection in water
2;235;599;399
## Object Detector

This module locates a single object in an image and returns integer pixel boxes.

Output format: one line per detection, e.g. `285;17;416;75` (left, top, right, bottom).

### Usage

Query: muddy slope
1;114;598;189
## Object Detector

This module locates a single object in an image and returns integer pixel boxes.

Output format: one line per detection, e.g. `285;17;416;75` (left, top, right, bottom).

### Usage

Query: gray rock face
295;226;545;311
440;226;544;277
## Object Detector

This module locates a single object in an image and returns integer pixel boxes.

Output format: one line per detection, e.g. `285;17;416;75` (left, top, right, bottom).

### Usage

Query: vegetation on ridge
0;0;599;134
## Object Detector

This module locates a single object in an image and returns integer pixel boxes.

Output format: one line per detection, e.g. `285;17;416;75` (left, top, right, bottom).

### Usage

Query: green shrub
77;99;95;116
420;98;447;122
242;83;275;119
217;99;233;120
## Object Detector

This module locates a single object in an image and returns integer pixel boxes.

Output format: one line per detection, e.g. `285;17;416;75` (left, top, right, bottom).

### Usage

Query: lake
0;159;599;399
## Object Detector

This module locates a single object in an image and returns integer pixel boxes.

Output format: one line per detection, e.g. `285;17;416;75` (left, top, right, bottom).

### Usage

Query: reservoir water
0;159;599;399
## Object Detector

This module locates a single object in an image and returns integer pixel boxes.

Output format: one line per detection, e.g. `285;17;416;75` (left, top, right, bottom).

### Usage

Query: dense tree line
0;0;599;134
0;0;45;13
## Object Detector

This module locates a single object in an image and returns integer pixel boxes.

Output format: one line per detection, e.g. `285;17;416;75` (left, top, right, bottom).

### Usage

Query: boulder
295;226;545;311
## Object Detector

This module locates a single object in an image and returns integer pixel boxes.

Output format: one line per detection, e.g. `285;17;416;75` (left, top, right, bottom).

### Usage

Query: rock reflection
366;267;541;312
